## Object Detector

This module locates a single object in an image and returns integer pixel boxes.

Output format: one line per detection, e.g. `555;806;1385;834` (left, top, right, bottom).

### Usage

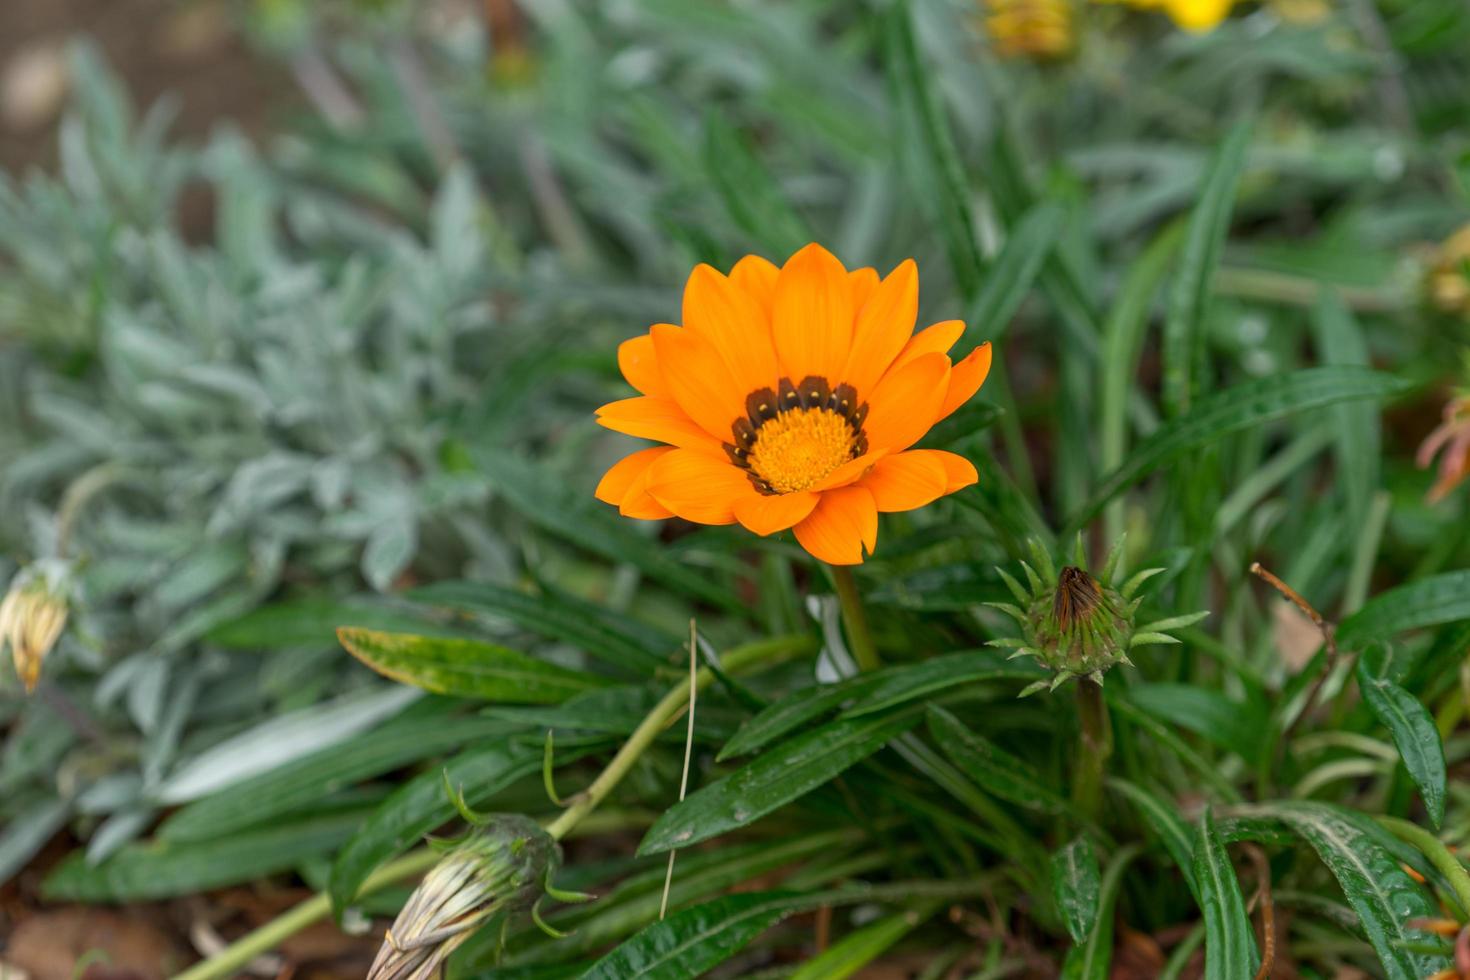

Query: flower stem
176;633;813;979
1073;678;1112;818
830;565;880;672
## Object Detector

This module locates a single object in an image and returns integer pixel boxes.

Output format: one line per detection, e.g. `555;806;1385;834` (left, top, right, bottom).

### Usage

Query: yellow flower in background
0;561;71;694
1429;224;1470;319
1100;0;1236;32
986;0;1075;59
595;244;991;565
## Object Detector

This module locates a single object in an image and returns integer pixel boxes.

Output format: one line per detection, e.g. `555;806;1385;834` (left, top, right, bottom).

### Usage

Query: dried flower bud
0;560;72;694
989;537;1207;695
369;815;557;980
1417;393;1470;504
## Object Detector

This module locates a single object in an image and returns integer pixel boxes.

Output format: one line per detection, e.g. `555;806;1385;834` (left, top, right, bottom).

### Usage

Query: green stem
177;633;813;980
1377;815;1470;918
830;564;880;672
172;848;440;980
545;633;811;839
1073;679;1112;819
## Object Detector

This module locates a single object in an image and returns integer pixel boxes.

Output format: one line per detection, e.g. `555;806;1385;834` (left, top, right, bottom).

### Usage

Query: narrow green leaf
1311;288;1379;526
0;797;69;887
1065;367;1410;534
1192;808;1260;980
638;710;919;856
883;1;984;298
720;673;878;761
704;110;811;256
788;904;939;980
926;705;1071;814
842;650;1045;718
409;579;675;675
967;201;1065;340
1052;837;1101;944
1237;801;1447;979
206;596;450;650
1337;571;1470;649
1356;646;1446;827
1060;845;1141;979
578;891;795;980
1106;696;1242;803
1108;779;1197;895
338;627;605;702
44;810;366;902
1162;121;1251;417
478;451;741;612
1124;684;1263;761
328;743;541;916
158;701;510;842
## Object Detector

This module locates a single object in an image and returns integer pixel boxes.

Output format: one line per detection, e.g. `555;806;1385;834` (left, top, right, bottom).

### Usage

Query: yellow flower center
724;376;869;495
747;407;857;494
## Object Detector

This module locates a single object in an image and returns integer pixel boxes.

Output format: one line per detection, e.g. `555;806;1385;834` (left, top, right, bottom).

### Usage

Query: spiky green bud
369;815;558;980
988;537;1207;696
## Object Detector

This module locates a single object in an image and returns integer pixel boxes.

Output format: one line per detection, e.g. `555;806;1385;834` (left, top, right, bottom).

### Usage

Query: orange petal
730;254;778;316
650;323;745;442
645;449;755;526
863;352;950;453
859;451;948;512
683;264;781;397
925;449;980;492
793;486;877;565
773;243;854;385
935;343;993;423
849;267;880;312
811;449;888;492
596;396;725;455
890;319;965;374
733;491;819;536
842;260;918;401
596;447;673;504
618;334;666;397
621;462;674;520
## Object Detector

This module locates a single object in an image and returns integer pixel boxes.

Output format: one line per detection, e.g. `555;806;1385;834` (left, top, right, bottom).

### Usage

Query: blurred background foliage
3;0;1470;976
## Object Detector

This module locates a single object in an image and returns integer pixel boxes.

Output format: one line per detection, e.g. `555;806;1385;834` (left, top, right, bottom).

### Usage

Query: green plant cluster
4;1;1470;978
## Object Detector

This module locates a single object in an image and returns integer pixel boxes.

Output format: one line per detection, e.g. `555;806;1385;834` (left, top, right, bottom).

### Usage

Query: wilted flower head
1418;393;1470;504
594;243;991;565
369;815;557;980
989;538;1207;695
985;0;1074;59
0;560;72;694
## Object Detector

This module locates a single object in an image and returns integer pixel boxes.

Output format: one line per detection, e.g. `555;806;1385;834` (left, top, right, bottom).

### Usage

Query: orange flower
1418;394;1470;504
595;243;992;565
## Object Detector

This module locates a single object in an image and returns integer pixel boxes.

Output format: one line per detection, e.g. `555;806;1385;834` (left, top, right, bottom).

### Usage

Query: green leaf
1356;646;1447;827
1192;808;1260;980
925;705;1072;814
1106;696;1242;803
338;627;605;702
967;201;1066;340
1337;571;1470;649
1108;778;1197;896
158;701;511;842
44;810;366;901
409;580;675;676
1123;684;1263;761
328;743;541;916
1051;837;1101;944
720;673;878;760
638;710;920;856
1238;801;1447;979
578;891;796;980
1311;288;1379;526
1065;367;1410;534
883;2;984;299
704;110;811;257
1060;845;1140;980
1162;121;1251;417
477;451;741;613
207;597;451;650
787;904;939;980
842;650;1045;719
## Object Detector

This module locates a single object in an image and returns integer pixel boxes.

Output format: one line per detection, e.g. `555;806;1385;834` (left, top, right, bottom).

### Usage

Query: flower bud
989;538;1206;695
0;560;72;694
369;815;557;980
